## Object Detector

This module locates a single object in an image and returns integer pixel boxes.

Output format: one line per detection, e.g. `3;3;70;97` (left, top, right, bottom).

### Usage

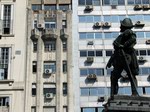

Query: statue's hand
118;44;124;48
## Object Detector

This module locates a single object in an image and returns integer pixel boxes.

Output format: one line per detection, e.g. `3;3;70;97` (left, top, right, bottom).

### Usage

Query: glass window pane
142;0;149;4
104;15;111;22
83;108;95;112
112;32;119;38
59;5;69;10
118;87;124;95
135;15;143;21
86;16;93;23
95;33;102;39
88;51;95;56
96;51;102;56
96;69;102;76
104;32;111;38
79;16;86;23
80;51;87;57
93;0;100;6
145;87;150;95
138;87;143;95
118;0;125;5
79;33;86;39
144;15;150;21
111;15;119;23
135;0;142;4
98;107;104;112
86;0;92;5
107;68;113;75
81;88;89;96
146;32;150;38
141;67;149;75
88;68;95;74
94;16;101;22
103;0;110;5
128;15;136;22
128;0;134;4
98;88;105;95
80;69;88;76
87;33;94;39
147;50;150;55
119;15;126;21
90;88;98;96
124;87;131;95
106;50;113;56
32;4;41;10
139;50;146;55
79;0;85;5
44;5;56;10
136;32;144;38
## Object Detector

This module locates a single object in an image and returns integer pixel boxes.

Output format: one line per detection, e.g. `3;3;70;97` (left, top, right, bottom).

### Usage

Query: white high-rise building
73;0;150;112
0;0;27;112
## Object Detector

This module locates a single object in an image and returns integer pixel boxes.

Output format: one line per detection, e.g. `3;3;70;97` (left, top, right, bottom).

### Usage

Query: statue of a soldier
106;18;139;97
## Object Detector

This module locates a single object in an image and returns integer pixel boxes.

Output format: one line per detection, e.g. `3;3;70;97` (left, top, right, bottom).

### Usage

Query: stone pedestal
103;95;150;112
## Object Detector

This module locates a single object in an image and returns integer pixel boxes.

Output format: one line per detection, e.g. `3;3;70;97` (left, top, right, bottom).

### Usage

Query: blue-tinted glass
139;67;142;75
147;50;150;55
50;64;56;72
139;50;146;55
136;32;144;38
119;15;126;21
95;33;102;39
128;15;136;22
93;0;100;6
145;87;150;94
59;5;69;10
124;87;131;95
118;0;125;5
135;0;142;4
80;69;88;76
81;88;89;96
135;15;143;21
86;16;93;23
104;32;111;38
79;16;86;23
142;0;149;4
111;0;118;5
80;51;87;57
118;88;124;95
98;87;105;95
112;32;119;38
45;24;50;28
44;5;56;10
138;87;143;95
88;51;95;56
146;32;150;38
86;0;92;5
141;67;149;75
107;68;112;75
104;15;111;22
50;24;56;28
128;0;134;4
96;51;102;56
88;68;95;74
96;69;102;76
103;0;110;5
94;16;101;22
106;50;113;56
111;15;119;23
98;107;104;112
87;33;94;39
144;15;150;21
107;87;111;95
83;108;95;112
90;88;98;96
79;0;85;5
32;5;42;10
79;33;86;39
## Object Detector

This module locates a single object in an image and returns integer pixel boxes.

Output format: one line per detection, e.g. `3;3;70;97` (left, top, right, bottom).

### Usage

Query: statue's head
120;18;133;32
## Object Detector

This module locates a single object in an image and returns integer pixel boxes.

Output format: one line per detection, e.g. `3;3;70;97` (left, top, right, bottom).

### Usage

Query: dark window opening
63;61;67;73
32;61;37;73
63;83;67;95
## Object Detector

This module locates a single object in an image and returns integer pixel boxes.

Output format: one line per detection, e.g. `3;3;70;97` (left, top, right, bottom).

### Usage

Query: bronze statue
106;18;139;97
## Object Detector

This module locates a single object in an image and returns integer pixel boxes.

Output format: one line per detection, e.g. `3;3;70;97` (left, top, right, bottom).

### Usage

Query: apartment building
25;0;73;112
0;0;27;112
73;0;150;112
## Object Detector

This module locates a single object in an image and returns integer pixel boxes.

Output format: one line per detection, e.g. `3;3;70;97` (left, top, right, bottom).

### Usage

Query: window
62;20;67;28
59;5;69;11
139;50;146;56
62;41;67;51
136;32;144;38
32;4;42;10
80;51;87;57
63;83;67;95
80;68;104;76
33;42;37;52
2;5;12;34
63;61;67;73
80;50;103;57
145;87;150;95
81;88;89;96
31;106;36;112
107;68;113;75
90;88;98;96
44;41;56;52
78;0;100;5
32;83;36;96
135;0;142;4
98;87;105;95
106;50;113;56
127;0;150;5
0;97;9;106
128;0;135;4
88;51;94;56
43;61;56;73
32;61;37;73
102;0;125;5
43;83;56;95
44;5;56;10
45;22;56;29
79;16;101;23
0;48;10;80
96;51;102;56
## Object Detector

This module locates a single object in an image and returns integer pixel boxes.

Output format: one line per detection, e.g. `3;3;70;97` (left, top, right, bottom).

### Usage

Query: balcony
30;29;39;41
60;29;68;40
41;29;57;41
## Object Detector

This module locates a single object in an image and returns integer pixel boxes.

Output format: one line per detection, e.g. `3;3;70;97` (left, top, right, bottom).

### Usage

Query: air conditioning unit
102;22;111;27
87;74;97;80
85;5;93;11
86;57;94;63
37;23;44;29
44;69;52;74
135;21;145;27
94;22;101;28
87;41;94;45
146;40;150;44
134;5;143;10
45;93;54;99
0;69;4;80
138;56;146;63
98;97;104;102
143;5;150;10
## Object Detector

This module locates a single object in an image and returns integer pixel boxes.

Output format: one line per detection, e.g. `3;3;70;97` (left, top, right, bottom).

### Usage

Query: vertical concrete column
66;11;74;112
24;9;33;112
36;31;43;112
56;11;63;112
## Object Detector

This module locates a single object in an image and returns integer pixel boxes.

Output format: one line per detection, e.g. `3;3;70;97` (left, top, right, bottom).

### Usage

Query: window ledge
2;34;15;37
0;79;14;83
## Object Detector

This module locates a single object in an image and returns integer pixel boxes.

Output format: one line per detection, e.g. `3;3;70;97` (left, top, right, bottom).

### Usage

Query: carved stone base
103;95;150;112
